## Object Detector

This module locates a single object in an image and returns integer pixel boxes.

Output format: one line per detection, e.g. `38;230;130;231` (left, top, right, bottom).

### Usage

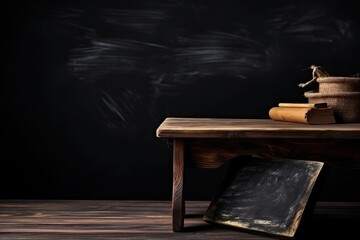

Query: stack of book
269;102;336;124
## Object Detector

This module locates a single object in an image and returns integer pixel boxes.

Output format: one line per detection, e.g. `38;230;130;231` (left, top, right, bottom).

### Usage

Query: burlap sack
317;77;360;93
304;90;360;122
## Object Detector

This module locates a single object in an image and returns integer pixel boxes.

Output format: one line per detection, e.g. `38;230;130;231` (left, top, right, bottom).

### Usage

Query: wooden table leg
172;139;185;232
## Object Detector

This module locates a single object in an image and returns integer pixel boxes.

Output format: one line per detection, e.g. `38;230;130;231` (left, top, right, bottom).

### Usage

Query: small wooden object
203;156;324;238
278;102;327;108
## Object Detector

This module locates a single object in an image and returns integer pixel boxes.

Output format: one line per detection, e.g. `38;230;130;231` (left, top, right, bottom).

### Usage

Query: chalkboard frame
203;156;324;238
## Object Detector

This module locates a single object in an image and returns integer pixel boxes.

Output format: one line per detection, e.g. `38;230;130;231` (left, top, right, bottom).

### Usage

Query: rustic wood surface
0;200;359;240
189;138;360;168
156;118;360;139
172;139;185;232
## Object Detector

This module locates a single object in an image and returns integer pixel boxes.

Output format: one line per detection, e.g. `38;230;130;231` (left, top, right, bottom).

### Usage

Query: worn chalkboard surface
4;0;360;201
203;157;324;238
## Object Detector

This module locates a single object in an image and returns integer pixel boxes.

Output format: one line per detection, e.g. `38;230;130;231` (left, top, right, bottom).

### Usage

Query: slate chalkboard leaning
203;156;324;238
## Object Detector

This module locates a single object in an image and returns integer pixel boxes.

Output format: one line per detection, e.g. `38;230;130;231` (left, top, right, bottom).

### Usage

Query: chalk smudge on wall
62;1;358;135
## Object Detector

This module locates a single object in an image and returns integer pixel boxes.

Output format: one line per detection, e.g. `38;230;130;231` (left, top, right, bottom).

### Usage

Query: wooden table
156;118;360;232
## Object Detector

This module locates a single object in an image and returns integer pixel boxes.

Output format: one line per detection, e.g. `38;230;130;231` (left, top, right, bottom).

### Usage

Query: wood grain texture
172;139;185;232
0;200;359;240
156;118;360;139
189;138;360;169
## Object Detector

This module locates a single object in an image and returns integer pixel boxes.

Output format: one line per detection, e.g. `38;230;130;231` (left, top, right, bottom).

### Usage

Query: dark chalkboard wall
2;0;360;200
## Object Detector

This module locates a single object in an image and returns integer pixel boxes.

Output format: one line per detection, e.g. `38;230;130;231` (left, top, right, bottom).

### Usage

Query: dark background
2;0;360;200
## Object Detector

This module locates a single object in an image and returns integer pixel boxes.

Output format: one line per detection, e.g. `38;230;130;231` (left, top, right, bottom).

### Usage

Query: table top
156;118;360;139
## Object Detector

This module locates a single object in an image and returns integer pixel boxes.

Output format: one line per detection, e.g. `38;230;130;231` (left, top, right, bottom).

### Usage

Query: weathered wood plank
189;138;360;169
172;139;185;232
0;200;271;240
0;200;359;240
156;118;360;139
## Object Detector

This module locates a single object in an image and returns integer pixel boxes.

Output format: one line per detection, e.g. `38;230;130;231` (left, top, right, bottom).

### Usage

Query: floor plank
0;200;359;239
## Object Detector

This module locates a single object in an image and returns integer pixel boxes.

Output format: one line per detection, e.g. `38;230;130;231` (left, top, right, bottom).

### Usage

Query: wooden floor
0;200;359;240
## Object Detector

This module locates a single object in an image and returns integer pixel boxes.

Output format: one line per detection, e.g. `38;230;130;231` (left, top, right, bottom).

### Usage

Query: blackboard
3;0;360;201
203;157;324;238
